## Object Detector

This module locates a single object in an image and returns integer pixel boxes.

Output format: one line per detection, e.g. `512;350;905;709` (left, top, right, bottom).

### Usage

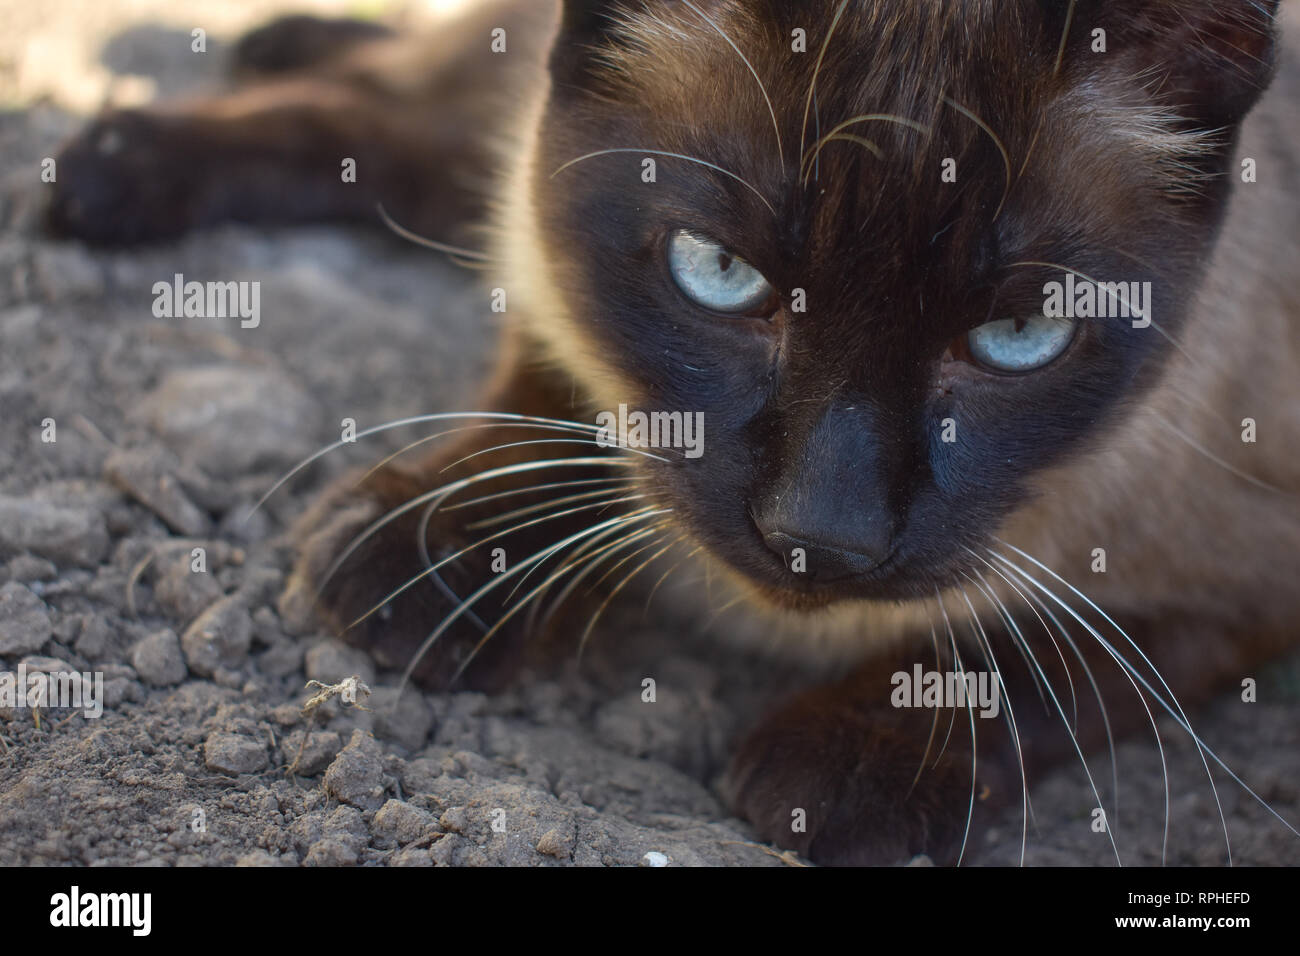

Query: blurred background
0;0;479;111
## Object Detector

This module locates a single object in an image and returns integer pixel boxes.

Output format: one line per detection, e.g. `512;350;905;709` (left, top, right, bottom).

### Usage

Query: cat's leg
724;650;1011;866
44;71;491;245
725;610;1275;865
45;1;545;245
279;355;640;691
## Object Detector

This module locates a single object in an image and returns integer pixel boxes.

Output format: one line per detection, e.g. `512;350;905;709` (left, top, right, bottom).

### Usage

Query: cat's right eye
965;313;1078;373
667;230;776;316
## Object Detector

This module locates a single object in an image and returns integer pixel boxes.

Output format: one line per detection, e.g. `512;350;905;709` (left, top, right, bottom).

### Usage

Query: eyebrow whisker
943;96;1012;221
801;113;933;183
679;0;785;177
798;0;852;172
552;148;776;216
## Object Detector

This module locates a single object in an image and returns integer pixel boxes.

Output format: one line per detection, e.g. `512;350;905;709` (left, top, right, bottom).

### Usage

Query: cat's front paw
46;111;205;245
725;681;1001;866
279;463;495;688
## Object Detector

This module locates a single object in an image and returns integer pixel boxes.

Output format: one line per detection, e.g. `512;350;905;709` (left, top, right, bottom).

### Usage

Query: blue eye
668;230;774;315
967;315;1077;372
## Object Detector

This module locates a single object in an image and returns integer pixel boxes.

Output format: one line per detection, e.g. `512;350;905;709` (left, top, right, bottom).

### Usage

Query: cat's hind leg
44;1;547;245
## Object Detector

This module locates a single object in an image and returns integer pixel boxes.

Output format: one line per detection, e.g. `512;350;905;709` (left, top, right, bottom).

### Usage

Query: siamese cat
47;0;1300;865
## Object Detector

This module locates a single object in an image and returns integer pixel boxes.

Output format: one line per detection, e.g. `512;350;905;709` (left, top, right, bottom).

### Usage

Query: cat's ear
549;0;631;90
1077;0;1280;127
557;0;622;41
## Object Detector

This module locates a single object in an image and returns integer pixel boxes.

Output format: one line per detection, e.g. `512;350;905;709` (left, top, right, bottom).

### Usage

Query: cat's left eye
667;230;775;316
966;314;1078;372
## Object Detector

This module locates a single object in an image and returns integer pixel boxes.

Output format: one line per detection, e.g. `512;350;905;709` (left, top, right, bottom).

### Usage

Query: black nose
751;401;900;583
760;530;891;582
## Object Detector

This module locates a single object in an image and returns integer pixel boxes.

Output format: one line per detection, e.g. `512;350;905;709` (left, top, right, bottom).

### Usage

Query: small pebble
322;730;386;809
372;799;435;846
0;581;53;654
0;495;109;567
304;640;375;686
283;729;342;777
181;595;252;677
104;449;210;537
203;732;268;775
131;629;188;687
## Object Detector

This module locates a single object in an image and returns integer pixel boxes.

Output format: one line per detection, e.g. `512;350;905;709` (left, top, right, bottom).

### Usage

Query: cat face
527;0;1277;609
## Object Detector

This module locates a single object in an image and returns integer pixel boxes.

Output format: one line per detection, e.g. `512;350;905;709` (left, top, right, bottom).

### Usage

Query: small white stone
640;851;669;868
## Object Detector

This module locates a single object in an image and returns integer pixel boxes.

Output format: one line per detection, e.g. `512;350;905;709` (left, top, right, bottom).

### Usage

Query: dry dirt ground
0;0;1297;867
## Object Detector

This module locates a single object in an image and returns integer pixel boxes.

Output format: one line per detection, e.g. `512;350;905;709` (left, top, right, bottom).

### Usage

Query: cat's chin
718;533;997;614
745;584;842;614
737;565;956;614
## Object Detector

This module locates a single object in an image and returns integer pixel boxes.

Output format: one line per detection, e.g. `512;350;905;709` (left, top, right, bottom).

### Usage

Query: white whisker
957;583;1031;867
943;97;1012;220
318;457;636;598
450;523;670;684
465;486;640;531
348;494;652;628
576;529;681;660
247;412;624;519
357;422;630;488
801;113;932;182
968;563;1126;865
552;149;775;216
444;476;640;513
679;0;785;176
1005;260;1191;361
935;591;978;867
987;542;1278;859
641;543;704;621
533;527;680;635
983;553;1152;864
399;509;672;693
798;0;851;171
1152;415;1286;494
376;202;495;263
495;496;655;604
908;615;947;797
438;437;658;474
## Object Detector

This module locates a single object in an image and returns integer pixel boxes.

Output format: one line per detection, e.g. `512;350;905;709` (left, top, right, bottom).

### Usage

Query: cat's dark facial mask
531;0;1277;609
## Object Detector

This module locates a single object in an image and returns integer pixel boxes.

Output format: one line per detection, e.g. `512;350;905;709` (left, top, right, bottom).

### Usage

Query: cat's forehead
598;0;1049;132
592;1;1053;227
574;1;1199;276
